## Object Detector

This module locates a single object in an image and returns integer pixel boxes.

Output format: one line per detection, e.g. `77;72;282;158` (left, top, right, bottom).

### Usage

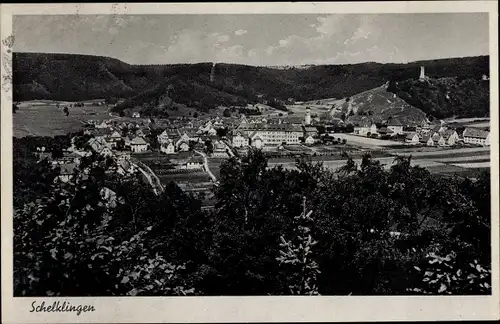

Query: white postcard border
1;2;499;323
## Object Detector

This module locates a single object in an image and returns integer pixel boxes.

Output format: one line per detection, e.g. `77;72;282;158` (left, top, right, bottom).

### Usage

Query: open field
13;103;110;137
330;133;402;148
432;155;490;163
158;172;211;184
391;146;490;157
449;161;491;168
268;144;490;178
285;104;330;117
444;117;490;123
463;122;490;128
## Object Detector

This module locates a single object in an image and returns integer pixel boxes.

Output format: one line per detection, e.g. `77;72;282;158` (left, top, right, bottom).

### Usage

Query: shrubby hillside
334;85;428;125
13;52;489;118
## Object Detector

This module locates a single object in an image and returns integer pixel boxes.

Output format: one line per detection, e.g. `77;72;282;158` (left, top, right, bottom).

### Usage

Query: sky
13;13;489;66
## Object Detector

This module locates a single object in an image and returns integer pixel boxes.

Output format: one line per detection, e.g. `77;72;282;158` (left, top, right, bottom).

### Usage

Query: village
30;97;490;206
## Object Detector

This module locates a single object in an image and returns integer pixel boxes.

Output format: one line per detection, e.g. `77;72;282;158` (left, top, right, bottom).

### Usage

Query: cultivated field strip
392;146;490;157
449;162;491;168
433;155;491;163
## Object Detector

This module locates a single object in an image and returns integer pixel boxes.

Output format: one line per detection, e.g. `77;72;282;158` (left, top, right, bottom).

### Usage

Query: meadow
13;102;110;137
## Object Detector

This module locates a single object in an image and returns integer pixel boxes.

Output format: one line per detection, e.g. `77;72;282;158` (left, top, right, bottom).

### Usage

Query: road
194;150;218;183
222;140;236;158
130;159;164;195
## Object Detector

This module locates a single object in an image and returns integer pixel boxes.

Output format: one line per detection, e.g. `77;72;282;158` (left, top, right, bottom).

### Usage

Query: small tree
276;197;320;295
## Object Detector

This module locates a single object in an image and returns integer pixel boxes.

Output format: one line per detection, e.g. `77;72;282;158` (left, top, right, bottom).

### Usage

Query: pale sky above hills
13;13;489;66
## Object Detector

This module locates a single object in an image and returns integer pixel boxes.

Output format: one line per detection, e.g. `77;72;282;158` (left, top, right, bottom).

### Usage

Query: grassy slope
338;85;428;125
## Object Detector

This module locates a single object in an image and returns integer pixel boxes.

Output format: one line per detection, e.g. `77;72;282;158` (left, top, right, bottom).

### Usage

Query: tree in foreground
14;155;194;296
277;197;321;295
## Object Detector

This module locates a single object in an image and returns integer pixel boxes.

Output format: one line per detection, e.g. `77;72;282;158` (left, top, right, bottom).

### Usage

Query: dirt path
194;150;218;183
131;160;164;195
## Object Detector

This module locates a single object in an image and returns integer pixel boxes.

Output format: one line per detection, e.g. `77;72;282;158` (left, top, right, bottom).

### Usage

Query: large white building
236;123;302;146
463;128;490;146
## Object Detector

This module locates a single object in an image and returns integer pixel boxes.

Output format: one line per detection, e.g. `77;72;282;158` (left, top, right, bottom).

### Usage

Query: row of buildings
230;109;319;148
405;126;490;146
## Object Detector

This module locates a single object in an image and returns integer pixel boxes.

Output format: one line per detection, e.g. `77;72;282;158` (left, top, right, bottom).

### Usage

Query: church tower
304;107;311;125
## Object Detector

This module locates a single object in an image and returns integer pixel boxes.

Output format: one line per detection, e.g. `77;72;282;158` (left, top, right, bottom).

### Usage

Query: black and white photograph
1;1;499;323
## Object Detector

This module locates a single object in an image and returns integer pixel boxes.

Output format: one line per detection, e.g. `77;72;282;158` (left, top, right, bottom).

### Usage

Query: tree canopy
13;137;491;296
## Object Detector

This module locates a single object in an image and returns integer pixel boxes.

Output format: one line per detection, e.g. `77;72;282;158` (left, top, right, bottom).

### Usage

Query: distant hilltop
13;52;489;119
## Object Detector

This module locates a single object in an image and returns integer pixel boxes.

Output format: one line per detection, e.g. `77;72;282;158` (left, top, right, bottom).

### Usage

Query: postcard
1;2;499;323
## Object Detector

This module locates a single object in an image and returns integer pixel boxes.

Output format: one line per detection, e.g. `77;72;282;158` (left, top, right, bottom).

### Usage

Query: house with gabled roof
232;131;250;148
405;133;420;145
249;132;264;149
378;126;394;137
387;118;404;134
160;141;176;154
303;126;319;138
99;146;114;157
157;130;170;145
431;124;448;134
419;135;434;146
353;119;377;136
88;137;107;152
441;129;459;146
184;155;204;170
431;132;442;143
173;135;190;152
212;140;229;158
130;136;149;153
304;135;316;145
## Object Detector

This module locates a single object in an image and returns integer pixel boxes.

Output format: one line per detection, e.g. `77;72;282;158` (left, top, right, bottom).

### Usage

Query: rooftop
237;123;302;133
130;136;148;145
463;127;489;139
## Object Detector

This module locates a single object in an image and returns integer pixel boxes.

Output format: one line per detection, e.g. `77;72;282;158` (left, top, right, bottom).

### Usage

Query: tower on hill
419;66;426;81
210;63;216;83
305;107;311;125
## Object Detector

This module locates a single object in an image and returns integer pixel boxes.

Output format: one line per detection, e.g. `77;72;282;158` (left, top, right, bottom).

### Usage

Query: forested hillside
13;52;489;118
387;77;490;119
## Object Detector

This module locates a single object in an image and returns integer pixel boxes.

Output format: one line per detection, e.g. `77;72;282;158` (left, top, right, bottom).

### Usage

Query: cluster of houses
351;118;406;137
405;124;490;147
35;136;137;185
345;115;490;147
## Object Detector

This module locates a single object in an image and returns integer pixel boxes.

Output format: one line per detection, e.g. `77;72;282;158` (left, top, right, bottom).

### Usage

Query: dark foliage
13;135;491;296
387;77;490;118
